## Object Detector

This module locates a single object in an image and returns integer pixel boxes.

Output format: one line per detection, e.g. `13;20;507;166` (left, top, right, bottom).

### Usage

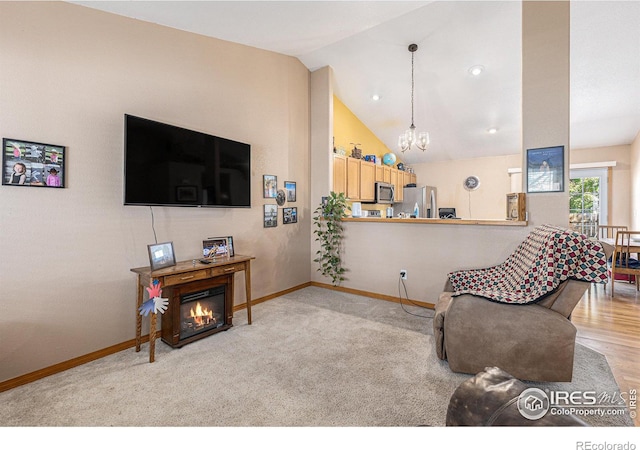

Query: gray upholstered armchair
434;278;592;382
433;227;612;382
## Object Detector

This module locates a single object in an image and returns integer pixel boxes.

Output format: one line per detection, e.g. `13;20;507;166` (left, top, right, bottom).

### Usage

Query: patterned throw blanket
448;224;609;304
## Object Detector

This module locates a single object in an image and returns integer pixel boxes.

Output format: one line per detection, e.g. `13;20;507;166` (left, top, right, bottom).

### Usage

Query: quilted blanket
448;224;609;304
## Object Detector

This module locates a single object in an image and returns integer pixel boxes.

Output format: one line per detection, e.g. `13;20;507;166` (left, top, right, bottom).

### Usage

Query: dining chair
598;225;628;240
609;230;640;297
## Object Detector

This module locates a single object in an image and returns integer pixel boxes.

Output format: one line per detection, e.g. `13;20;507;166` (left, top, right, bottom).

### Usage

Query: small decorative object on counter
413;202;419;218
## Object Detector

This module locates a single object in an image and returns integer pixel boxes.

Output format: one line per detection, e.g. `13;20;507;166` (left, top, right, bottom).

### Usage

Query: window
569;168;608;237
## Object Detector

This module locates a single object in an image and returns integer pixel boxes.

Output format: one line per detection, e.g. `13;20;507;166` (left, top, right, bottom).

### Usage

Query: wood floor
572;279;640;426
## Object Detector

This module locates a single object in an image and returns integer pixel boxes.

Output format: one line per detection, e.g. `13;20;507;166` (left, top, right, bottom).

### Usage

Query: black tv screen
124;115;251;208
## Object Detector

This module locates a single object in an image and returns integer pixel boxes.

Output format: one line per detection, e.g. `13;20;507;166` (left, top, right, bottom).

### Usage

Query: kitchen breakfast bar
342;217;528;226
325;217;532;307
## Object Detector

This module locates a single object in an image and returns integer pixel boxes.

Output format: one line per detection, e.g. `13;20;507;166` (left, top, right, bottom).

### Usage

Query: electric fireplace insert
161;275;233;348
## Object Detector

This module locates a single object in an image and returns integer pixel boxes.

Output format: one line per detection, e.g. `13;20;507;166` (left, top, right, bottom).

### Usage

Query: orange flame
190;302;214;325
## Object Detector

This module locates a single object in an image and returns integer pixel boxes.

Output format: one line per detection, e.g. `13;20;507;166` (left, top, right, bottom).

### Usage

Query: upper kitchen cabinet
333;154;347;195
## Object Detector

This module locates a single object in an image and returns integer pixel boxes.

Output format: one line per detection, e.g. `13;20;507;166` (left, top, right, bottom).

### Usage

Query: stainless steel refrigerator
394;185;437;218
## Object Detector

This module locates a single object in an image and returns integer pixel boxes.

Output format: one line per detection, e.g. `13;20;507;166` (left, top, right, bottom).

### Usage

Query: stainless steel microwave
373;182;394;204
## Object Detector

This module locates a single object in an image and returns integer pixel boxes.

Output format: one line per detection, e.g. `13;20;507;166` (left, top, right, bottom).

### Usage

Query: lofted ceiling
71;1;640;165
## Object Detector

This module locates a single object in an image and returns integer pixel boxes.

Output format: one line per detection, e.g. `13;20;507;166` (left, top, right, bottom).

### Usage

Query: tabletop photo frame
148;241;176;271
203;237;229;259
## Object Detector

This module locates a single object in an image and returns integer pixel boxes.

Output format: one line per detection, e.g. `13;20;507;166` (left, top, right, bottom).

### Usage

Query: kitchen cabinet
346;157;360;200
402;171;414;189
374;165;391;183
333;154;347;195
333;155;409;203
390;169;403;202
360;160;375;202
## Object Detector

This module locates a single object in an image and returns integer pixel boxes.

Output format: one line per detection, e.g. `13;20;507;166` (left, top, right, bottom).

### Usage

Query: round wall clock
276;189;286;206
463;175;480;191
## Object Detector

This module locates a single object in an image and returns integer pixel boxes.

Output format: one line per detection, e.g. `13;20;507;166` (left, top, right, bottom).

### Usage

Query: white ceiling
72;1;640;165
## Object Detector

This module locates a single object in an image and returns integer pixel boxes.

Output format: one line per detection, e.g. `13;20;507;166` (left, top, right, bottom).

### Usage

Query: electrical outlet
400;269;407;280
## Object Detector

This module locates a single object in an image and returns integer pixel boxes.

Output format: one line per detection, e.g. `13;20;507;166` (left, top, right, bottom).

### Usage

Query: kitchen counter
344;217;528;226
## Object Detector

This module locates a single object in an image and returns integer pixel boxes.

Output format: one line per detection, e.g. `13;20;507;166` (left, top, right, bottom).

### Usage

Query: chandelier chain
411;50;415;127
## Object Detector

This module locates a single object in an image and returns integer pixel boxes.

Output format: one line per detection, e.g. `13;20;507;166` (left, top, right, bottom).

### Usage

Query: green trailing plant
313;191;350;286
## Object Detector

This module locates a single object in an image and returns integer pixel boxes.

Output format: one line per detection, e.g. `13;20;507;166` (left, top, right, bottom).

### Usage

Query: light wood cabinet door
383;166;391;183
402;171;413;189
375;165;385;182
360;160;376;202
346;157;361;200
333;154;347;195
390;169;402;202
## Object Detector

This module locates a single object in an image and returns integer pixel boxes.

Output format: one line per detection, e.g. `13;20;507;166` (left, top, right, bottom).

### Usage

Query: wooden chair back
598;225;627;240
610;230;640;296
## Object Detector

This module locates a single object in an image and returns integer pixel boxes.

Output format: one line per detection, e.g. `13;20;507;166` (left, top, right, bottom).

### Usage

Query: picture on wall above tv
123;114;251;208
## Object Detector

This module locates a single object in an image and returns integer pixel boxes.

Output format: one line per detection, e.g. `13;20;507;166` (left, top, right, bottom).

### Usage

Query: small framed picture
526;146;564;193
283;207;297;224
285;181;296;202
263;174;277;198
2;138;66;188
148;242;176;271
264;204;277;227
202;237;229;259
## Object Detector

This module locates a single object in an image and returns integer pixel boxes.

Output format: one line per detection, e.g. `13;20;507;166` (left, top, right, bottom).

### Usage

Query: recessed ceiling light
469;65;485;76
487;127;498;134
371;94;380;101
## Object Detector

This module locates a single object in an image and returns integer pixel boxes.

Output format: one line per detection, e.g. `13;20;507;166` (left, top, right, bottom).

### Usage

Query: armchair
433;225;610;382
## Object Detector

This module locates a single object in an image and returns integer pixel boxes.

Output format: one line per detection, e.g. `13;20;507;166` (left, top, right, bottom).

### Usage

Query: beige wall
412;154;522;220
412;145;633;224
0;2;310;383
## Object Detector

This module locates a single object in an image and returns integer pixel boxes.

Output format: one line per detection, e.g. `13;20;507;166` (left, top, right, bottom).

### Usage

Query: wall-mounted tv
124;114;251;208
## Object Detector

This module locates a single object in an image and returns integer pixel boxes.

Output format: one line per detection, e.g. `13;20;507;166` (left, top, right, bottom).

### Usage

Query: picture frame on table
202;237;229;259
284;181;296;202
526;146;564;193
506;193;526;221
2;138;66;188
204;236;234;258
148;242;176;271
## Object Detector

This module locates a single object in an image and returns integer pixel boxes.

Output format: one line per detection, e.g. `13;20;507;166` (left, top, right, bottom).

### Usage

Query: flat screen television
124;114;251;208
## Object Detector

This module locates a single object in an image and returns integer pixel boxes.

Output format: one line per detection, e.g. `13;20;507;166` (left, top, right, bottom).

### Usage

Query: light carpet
0;286;633;426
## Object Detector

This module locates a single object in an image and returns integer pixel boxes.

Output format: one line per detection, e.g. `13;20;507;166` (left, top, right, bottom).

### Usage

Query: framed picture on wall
285;181;296;202
263;175;277;198
148;242;176;271
264;204;277;227
526;146;564;193
2;138;66;188
283;207;297;224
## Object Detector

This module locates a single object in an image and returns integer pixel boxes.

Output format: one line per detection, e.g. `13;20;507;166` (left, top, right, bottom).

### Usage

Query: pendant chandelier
398;44;429;153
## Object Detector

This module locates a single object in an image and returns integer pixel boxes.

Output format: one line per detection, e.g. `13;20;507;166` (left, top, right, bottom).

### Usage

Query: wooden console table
130;254;255;362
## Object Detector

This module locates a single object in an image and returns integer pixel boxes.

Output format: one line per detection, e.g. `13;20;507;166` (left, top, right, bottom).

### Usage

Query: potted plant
312;191;350;286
